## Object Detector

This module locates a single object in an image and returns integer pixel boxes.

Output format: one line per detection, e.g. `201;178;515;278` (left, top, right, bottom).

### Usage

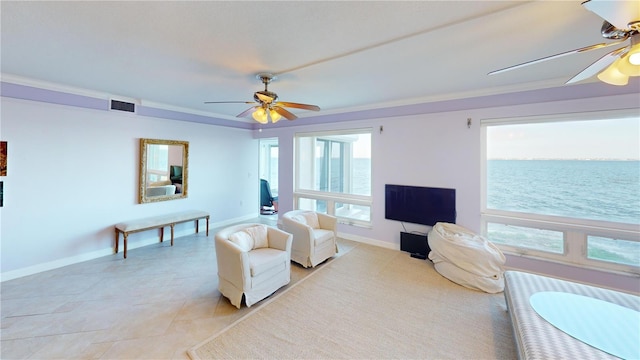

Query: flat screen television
385;184;456;226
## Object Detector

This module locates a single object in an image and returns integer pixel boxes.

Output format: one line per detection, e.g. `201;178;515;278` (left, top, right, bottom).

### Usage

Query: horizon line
487;158;640;161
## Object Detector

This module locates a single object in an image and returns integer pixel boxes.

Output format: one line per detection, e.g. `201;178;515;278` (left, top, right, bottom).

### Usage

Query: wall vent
110;99;135;113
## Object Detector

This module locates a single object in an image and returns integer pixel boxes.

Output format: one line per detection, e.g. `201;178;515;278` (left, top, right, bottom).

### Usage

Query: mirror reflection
139;138;188;203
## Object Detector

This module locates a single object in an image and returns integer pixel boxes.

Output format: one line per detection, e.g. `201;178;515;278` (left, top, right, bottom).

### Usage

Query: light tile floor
1;216;354;359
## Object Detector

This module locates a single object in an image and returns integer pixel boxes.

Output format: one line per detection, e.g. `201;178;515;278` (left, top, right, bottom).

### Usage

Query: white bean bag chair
428;222;505;293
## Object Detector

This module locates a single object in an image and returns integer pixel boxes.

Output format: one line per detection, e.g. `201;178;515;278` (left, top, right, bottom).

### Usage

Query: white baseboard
0;228;195;282
0;215;259;282
1;247;115;282
338;232;399;251
213;214;258;228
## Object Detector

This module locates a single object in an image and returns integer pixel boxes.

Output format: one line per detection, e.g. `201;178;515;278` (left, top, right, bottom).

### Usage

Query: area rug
188;242;516;359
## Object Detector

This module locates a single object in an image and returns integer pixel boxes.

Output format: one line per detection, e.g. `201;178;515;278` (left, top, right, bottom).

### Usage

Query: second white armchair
282;210;338;268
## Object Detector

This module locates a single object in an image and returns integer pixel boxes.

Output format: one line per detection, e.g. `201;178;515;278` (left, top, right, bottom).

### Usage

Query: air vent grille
110;99;135;113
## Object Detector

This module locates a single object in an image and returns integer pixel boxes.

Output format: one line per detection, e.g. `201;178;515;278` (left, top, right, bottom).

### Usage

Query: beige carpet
189;242;516;359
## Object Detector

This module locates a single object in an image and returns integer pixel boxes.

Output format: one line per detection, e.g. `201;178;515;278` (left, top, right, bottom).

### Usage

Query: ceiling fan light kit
597;58;629;85
251;106;282;124
618;38;640;74
597;34;639;85
488;0;640;86
252;107;268;124
269;109;282;123
205;73;320;124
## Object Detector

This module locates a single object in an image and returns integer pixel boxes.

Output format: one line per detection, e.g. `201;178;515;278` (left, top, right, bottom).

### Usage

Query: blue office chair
260;179;278;214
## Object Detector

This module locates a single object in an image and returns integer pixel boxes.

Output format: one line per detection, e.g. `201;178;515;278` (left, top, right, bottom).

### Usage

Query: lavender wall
256;93;640;293
1;78;638;293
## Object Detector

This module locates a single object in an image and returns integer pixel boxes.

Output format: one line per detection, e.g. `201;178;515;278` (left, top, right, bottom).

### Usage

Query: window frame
480;109;640;275
294;128;373;227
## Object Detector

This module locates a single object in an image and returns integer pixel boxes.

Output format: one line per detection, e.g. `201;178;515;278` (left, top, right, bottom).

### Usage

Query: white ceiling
1;1;638;123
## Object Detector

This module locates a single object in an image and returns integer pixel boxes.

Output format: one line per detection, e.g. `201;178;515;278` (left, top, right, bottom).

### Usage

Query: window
147;144;169;182
295;129;372;226
587;236;640;266
481;111;640;273
487;223;564;254
259;139;279;196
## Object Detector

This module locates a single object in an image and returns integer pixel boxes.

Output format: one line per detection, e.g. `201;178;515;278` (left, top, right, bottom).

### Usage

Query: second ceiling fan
488;0;640;86
205;73;320;124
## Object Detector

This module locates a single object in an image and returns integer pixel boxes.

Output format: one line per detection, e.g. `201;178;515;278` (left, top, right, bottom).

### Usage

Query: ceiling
1;1;638;124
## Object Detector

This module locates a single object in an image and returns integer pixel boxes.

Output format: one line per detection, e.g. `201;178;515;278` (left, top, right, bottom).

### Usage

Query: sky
352;134;372;158
487;117;640;160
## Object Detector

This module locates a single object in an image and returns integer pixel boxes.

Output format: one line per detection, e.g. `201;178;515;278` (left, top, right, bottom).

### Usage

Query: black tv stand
400;231;430;259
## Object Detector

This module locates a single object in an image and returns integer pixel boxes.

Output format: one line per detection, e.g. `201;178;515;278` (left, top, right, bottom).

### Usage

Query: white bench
115;210;210;258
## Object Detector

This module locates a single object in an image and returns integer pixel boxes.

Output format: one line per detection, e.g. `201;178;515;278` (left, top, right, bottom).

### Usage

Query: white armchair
215;223;292;308
282;210;338;268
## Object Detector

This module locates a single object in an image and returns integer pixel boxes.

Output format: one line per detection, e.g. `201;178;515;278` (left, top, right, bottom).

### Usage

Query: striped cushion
504;271;639;360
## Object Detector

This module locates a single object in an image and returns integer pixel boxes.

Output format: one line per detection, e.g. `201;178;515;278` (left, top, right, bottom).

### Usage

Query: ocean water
487;160;640;266
487;160;640;224
352;158;372;195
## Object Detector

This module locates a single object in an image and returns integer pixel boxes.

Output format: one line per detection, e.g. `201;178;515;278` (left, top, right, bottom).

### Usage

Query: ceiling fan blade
566;46;629;84
273;106;298;120
236;106;258;118
488;40;627;75
204;101;254;104
582;0;640;30
276;101;321;111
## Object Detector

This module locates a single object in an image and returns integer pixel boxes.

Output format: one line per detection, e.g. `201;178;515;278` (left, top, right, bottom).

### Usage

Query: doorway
259;138;278;218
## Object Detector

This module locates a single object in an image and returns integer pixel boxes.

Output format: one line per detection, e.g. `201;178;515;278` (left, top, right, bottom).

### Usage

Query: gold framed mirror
139;138;189;204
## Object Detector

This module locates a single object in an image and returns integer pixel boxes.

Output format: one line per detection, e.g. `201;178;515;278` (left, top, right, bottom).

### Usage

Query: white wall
1;97;259;279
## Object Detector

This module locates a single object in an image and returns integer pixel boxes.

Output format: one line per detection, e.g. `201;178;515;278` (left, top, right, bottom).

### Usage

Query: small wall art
0;141;6;176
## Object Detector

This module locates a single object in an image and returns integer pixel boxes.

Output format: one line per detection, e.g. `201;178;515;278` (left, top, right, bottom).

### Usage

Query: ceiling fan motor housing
601;21;631;40
254;90;278;104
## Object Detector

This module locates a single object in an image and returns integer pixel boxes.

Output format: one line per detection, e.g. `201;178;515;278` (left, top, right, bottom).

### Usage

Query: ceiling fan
489;0;640;86
205;73;320;124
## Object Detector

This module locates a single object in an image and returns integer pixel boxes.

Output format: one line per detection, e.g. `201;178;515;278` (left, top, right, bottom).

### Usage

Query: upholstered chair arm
283;217;314;249
215;236;250;289
267;226;293;253
317;212;337;233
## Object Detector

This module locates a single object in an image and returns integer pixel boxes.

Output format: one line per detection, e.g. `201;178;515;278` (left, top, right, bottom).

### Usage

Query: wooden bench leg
115;229;119;254
123;233;128;259
196;219;200;233
160;227;164;243
206;216;209;236
170;224;175;246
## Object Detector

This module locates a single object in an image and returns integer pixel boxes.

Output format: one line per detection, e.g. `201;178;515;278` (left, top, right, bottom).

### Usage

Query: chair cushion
229;231;254;252
301;212;320;229
248;248;288;277
314;229;334;246
244;224;269;249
